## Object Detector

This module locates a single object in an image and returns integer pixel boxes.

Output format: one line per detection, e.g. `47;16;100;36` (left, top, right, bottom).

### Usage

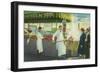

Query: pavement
24;36;86;62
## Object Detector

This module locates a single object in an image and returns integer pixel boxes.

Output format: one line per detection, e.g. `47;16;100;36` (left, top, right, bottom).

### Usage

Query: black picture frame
11;1;98;72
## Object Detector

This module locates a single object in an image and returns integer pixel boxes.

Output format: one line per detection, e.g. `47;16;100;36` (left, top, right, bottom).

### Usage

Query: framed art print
11;1;98;71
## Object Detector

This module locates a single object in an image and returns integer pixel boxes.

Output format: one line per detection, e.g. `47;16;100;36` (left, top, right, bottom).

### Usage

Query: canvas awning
24;11;72;23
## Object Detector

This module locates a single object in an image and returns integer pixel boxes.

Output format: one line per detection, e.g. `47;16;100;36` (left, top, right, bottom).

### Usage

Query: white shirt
52;30;64;42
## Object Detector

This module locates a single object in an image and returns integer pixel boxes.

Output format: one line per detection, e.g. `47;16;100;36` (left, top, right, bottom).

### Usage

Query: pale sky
73;13;90;24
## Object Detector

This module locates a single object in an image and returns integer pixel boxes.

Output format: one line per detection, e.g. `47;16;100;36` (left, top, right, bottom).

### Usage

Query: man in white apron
52;25;66;59
36;27;44;55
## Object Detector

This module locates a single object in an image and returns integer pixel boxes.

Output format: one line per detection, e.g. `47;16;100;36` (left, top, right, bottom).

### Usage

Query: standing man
52;25;66;59
36;27;44;55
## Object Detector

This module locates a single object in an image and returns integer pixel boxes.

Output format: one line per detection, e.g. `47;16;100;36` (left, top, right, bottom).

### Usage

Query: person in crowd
25;29;33;45
85;28;90;59
36;27;44;55
66;36;73;57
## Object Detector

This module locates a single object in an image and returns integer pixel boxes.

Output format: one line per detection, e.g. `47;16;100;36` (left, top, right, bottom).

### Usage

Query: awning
24;11;72;23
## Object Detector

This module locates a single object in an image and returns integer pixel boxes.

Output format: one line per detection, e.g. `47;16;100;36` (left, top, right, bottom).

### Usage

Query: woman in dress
77;28;86;58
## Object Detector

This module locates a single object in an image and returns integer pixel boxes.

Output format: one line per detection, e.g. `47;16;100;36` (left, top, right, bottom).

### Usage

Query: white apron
52;30;66;57
36;32;43;53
